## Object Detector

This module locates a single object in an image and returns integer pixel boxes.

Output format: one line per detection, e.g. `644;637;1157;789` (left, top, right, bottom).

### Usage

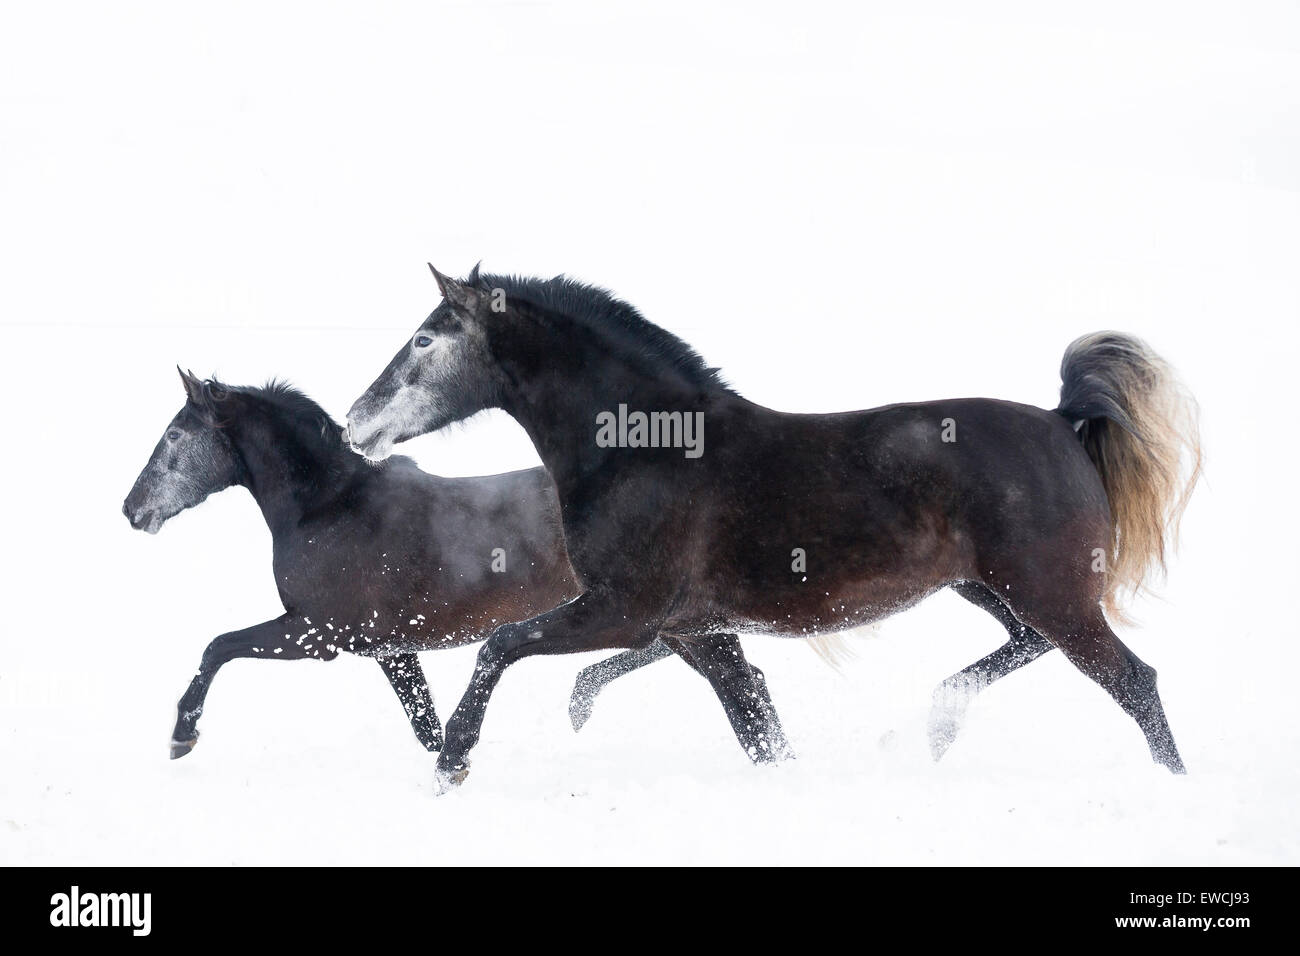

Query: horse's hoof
433;761;470;795
568;693;594;733
928;678;980;762
927;716;958;761
927;696;969;762
750;737;796;764
170;736;198;760
1157;751;1187;775
927;707;961;761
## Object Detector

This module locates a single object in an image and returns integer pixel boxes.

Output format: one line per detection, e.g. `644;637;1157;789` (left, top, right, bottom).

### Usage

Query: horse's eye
415;335;433;348
167;430;181;441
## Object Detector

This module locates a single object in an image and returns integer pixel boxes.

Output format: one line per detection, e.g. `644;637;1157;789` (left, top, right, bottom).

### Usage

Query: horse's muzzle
123;501;161;534
342;419;392;461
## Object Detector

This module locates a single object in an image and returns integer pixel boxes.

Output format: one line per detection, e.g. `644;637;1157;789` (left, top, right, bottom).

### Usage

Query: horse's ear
427;262;482;313
428;262;450;296
178;366;204;405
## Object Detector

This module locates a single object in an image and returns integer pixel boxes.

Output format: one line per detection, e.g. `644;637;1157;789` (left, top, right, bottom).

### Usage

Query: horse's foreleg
662;634;794;763
171;614;332;759
927;582;1054;760
435;591;660;791
567;640;673;732
378;653;442;752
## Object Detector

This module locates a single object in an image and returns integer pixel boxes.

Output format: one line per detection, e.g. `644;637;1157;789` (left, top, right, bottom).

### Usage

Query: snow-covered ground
2;2;1298;865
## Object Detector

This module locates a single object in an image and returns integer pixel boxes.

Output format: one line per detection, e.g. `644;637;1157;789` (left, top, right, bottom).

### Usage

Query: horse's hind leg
379;653;442;752
171;614;332;759
987;569;1186;773
1046;609;1185;773
567;636;778;742
568;640;674;732
661;634;794;764
928;582;1054;761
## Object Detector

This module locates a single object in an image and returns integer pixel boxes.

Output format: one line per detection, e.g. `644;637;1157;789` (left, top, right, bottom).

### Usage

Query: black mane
248;379;340;435
202;377;354;480
475;272;734;394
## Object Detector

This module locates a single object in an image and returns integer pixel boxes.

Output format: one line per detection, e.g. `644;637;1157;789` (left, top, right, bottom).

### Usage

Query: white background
1;1;1297;864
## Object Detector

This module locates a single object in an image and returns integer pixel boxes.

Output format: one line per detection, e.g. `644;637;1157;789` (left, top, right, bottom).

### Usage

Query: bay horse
123;369;789;764
345;265;1201;791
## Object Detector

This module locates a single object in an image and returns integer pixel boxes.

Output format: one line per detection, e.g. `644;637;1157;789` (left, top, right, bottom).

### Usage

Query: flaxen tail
1056;332;1202;623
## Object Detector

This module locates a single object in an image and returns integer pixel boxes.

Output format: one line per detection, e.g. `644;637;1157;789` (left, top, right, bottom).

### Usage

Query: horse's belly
683;573;946;638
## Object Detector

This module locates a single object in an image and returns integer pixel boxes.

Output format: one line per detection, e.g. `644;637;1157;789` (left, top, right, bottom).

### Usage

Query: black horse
346;265;1202;790
123;369;789;763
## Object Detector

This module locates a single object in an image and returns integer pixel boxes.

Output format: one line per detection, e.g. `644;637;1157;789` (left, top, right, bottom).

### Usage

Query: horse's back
708;395;1099;511
359;463;566;577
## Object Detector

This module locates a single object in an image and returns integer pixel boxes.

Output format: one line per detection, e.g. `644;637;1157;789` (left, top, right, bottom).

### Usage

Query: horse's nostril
123;503;147;529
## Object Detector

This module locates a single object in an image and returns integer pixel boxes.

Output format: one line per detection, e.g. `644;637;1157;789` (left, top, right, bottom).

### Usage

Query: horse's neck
500;343;708;490
234;421;349;533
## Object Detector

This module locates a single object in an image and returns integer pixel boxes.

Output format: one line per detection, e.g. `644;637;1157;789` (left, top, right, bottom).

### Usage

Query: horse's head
345;263;501;461
122;368;244;534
